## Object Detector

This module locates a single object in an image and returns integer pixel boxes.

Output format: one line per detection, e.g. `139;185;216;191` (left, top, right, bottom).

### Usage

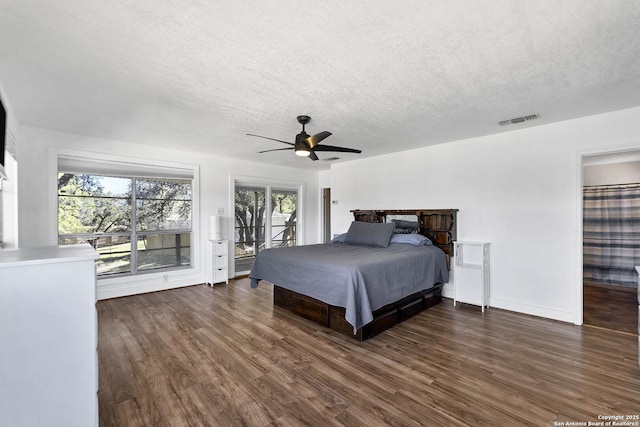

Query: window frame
55;151;199;279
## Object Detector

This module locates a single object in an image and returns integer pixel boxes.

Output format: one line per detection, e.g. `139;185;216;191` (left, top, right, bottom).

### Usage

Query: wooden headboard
351;209;458;267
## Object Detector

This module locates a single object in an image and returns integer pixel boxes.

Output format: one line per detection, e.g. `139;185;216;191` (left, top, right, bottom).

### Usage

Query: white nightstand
453;241;490;311
205;240;229;285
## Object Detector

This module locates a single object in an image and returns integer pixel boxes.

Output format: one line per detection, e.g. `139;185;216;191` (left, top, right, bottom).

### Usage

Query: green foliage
58;174;191;235
58;174;131;234
58;173;193;276
234;189;265;247
136;178;192;231
272;190;296;214
234;187;297;249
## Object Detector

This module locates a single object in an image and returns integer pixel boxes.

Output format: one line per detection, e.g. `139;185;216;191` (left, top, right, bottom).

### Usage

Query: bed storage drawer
423;285;443;309
274;286;329;326
399;298;425;321
364;309;399;338
291;293;329;326
328;306;397;340
273;284;444;341
329;306;356;336
273;285;292;308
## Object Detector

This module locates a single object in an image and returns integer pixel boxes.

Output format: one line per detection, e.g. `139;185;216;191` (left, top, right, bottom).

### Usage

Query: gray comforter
249;242;449;333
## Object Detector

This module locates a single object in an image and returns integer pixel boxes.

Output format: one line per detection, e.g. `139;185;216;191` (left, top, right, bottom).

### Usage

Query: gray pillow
331;233;348;243
344;221;395;248
391;219;419;231
390;233;432;246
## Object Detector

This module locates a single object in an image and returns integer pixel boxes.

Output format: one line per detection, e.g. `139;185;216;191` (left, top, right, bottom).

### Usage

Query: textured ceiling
1;1;640;169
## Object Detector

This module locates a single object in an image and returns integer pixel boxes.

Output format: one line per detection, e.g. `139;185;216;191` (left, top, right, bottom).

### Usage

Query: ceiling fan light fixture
294;140;310;156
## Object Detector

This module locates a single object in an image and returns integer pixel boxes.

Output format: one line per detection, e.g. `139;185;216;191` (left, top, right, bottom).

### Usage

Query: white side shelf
205;240;229;285
454;241;490;312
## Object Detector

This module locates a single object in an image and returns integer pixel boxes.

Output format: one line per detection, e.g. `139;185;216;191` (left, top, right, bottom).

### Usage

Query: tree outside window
234;185;297;272
58;173;192;276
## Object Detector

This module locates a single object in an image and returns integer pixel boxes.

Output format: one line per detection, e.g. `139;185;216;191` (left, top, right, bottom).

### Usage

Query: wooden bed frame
273;209;458;341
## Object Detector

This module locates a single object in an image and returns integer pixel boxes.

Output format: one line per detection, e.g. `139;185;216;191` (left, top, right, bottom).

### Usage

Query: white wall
17;125;321;298
318;169;331;189
329;106;640;324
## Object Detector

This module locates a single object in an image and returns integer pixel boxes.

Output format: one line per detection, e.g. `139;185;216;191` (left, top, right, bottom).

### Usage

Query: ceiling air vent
498;114;539;126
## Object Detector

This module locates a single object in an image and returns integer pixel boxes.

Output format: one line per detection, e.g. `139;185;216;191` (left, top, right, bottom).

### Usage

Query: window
58;173;192;277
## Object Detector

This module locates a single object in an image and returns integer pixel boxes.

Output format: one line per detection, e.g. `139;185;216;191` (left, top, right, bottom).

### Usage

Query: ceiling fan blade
307;131;332;148
312;144;362;154
246;134;294;146
258;147;294;153
309;150;319;161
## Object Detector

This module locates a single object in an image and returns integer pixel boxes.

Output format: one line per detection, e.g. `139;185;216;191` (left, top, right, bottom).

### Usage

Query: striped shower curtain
583;183;640;288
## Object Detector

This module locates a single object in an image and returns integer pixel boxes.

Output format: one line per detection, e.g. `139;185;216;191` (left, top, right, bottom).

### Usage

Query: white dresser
205;240;229;285
0;244;99;427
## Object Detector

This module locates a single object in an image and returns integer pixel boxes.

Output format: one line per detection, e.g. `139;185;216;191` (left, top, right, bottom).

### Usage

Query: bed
249;209;458;340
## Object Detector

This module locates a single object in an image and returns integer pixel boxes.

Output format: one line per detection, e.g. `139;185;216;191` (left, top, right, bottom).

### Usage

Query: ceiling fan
247;115;362;161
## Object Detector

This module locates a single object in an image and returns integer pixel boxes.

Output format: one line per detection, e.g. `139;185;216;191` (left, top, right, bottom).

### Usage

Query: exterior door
234;183;299;274
234;185;266;274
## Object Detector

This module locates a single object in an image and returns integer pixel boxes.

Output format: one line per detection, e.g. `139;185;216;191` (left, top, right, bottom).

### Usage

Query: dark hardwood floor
583;283;637;335
98;279;640;426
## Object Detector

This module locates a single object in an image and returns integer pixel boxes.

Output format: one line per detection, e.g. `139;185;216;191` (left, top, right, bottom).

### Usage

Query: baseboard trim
489;297;574;323
442;284;574;323
97;271;204;300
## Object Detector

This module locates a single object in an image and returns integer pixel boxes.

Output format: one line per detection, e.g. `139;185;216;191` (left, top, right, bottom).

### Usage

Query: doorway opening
322;188;331;243
582;153;640;334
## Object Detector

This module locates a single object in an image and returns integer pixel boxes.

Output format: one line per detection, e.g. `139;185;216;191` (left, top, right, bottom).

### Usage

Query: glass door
233;183;300;274
234;185;266;274
270;188;297;248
